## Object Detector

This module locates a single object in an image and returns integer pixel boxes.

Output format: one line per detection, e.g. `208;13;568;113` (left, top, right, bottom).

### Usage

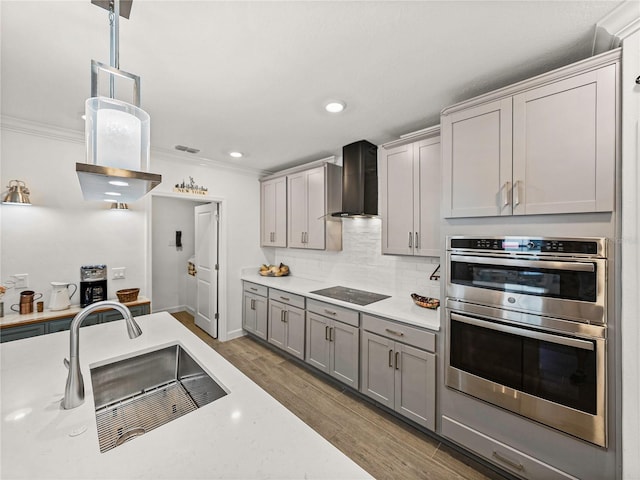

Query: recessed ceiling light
104;192;121;196
229;152;243;158
103;198;117;203
109;180;129;187
325;101;346;113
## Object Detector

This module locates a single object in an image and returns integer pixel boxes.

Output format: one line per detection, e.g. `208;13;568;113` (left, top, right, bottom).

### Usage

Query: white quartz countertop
241;273;440;331
0;312;372;479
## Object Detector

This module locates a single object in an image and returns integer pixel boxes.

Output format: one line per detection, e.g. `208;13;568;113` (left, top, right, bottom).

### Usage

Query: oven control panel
450;237;602;256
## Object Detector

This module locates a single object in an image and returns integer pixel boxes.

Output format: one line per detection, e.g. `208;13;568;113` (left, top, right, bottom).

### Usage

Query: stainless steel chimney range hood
331;140;378;218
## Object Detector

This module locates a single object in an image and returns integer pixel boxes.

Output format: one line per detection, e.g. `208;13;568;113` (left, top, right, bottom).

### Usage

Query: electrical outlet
112;267;126;280
13;274;29;289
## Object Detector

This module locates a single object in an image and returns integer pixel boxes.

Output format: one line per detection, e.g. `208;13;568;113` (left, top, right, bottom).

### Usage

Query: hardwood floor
171;311;507;480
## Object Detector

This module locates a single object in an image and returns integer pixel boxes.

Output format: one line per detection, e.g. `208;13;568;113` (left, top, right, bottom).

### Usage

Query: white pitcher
49;282;77;311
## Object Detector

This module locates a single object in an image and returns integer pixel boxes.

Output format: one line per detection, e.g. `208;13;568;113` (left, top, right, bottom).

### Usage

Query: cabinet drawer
0;323;46;343
244;281;268;297
361;313;435;352
269;288;305;309
47;314;99;333
441;416;578;480
307;298;359;327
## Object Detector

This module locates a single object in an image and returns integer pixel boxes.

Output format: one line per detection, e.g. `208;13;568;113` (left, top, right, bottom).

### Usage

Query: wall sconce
2;180;32;205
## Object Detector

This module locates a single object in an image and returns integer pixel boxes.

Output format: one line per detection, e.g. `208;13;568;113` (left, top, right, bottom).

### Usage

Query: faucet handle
63;358;69;370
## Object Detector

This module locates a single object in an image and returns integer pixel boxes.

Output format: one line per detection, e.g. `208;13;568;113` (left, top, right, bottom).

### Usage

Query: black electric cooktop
310;286;391;306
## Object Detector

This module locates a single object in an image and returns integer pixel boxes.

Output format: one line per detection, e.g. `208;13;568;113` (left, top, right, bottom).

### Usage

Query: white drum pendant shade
85;97;150;172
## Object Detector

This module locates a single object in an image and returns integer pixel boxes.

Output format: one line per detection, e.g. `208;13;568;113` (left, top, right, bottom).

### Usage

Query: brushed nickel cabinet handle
408;232;413;248
492;451;524;471
395;351;400;370
388;349;393;368
385;328;404;337
513;180;520;207
324;309;337;316
502;181;511;207
415;232;419;249
250;287;258;291
325;325;329;340
329;327;334;342
280;310;285;322
283;311;288;323
280;296;290;302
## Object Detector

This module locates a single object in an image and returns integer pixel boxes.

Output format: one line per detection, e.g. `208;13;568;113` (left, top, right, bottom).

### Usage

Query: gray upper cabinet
442;50;619;218
287;163;342;251
260;176;287;247
380;128;441;257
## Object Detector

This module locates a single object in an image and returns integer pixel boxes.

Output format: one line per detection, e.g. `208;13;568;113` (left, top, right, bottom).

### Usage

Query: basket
411;293;439;310
116;288;139;303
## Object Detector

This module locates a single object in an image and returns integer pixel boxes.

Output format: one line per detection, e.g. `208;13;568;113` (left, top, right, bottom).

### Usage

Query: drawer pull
329;327;334;342
324;309;337;316
385;328;404;337
492;451;524;471
388;349;393;368
250;287;258;291
280;296;290;302
395;351;399;370
325;325;330;340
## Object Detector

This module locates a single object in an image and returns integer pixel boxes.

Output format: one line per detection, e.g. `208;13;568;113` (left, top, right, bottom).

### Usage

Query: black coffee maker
80;265;108;307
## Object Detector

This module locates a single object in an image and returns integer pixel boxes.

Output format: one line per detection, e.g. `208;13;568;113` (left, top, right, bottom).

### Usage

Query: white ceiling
0;0;623;174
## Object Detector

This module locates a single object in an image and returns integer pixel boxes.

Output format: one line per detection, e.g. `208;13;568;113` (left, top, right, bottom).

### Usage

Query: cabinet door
415;137;441;257
267;301;286;349
360;330;395;408
394;343;436;430
329;320;359;389
305;312;330;372
242;293;257;334
261;177;287;247
284;306;305;360
380;143;415;255
305;166;326;250
0;323;46;343
287;171;307;248
512;65;616;215
253;295;268;340
442;98;513;218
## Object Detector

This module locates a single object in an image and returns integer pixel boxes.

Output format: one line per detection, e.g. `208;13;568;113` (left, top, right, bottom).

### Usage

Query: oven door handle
450;254;596;273
450;313;595;351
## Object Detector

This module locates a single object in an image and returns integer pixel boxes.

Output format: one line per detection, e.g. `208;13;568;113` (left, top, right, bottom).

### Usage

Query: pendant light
2;180;32;205
76;0;161;203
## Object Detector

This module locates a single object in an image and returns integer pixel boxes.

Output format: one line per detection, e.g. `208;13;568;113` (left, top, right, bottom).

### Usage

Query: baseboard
224;328;246;342
154;305;193;314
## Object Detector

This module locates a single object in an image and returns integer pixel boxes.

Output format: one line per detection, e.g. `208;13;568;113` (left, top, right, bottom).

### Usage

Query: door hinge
214;313;219;320
214;264;219;271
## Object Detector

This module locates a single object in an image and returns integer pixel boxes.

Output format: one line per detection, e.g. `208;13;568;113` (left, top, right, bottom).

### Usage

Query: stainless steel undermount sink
90;344;228;453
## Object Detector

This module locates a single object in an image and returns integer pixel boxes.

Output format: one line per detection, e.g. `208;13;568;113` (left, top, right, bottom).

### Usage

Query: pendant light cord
108;0;120;98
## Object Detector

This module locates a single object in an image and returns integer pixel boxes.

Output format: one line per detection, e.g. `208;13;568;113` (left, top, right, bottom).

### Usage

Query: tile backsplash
274;218;441;299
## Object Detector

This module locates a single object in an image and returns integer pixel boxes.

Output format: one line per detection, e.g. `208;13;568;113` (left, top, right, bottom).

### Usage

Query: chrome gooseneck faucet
62;300;142;410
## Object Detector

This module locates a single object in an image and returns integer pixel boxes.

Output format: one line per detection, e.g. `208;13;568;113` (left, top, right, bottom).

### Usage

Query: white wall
620;28;640;480
275;218;441;300
0;122;268;340
151;195;205;313
0;127;146;309
149;156;267;340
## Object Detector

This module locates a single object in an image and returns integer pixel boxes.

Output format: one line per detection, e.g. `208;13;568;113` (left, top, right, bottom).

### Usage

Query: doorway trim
146;191;229;341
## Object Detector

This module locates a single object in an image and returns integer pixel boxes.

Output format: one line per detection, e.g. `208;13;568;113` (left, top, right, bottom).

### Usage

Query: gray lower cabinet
0;303;150;343
360;315;436;430
100;304;149;323
305;311;359;388
268;299;305;360
243;291;268;340
0;323;46;343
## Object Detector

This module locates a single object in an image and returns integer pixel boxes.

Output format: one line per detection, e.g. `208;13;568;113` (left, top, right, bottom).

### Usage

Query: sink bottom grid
95;380;198;453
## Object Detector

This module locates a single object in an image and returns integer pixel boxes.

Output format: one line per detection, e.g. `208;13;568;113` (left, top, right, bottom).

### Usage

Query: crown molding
592;1;640;55
381;124;441;149
441;48;621;117
1;115;270;178
259;156;337;181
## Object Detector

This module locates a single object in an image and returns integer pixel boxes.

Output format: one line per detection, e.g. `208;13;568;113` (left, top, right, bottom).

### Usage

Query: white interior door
194;203;219;337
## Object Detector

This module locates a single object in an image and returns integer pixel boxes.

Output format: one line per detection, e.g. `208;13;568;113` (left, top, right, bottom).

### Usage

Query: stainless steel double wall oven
445;236;608;447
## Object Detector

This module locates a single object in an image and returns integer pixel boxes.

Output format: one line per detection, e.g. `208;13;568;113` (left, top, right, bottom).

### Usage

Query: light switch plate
13;273;29;289
112;267;126;280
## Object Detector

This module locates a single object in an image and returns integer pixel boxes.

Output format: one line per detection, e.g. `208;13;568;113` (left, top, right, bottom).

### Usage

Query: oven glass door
450;255;597;302
450;313;598;414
